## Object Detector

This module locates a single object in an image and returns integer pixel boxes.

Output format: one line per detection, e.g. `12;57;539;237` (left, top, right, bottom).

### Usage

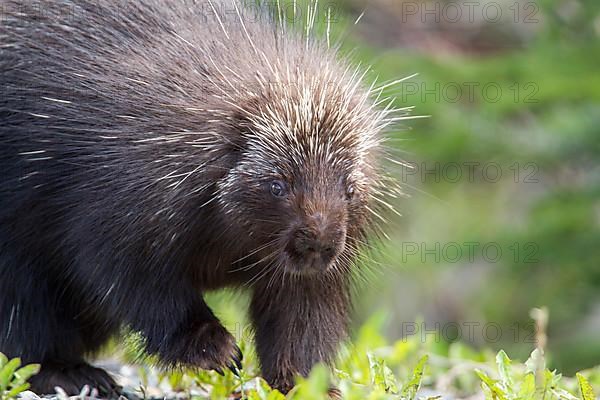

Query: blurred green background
324;0;600;375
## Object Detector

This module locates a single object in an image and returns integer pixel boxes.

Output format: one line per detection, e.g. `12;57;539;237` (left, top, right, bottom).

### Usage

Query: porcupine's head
214;14;404;278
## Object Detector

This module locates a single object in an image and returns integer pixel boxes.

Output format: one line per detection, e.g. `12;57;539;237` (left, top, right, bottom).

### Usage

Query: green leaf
547;370;562;387
577;373;596;400
305;364;330;393
333;368;351;380
475;369;508;400
495;350;513;392
381;363;398;394
5;382;30;398
13;364;40;384
536;369;555;397
400;355;428;400
367;353;383;386
247;377;269;399
0;358;21;389
368;353;397;393
550;388;579;400
266;391;286;400
517;373;536;398
0;354;8;369
480;382;494;400
167;370;184;391
291;364;330;399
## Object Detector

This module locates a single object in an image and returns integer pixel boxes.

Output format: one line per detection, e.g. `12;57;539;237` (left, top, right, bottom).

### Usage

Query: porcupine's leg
37;286;241;395
0;251;120;397
249;277;351;393
72;265;244;377
1;256;241;396
142;292;243;375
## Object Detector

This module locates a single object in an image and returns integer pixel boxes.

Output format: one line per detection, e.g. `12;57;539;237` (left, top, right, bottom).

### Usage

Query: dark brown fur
0;0;391;396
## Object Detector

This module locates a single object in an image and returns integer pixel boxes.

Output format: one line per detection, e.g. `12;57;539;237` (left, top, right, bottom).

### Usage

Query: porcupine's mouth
283;238;344;275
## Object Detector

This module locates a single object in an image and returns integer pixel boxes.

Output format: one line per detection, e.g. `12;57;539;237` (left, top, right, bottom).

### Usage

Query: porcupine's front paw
161;320;243;375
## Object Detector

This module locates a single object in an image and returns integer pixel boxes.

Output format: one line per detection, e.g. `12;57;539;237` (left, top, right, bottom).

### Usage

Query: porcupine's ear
194;112;250;182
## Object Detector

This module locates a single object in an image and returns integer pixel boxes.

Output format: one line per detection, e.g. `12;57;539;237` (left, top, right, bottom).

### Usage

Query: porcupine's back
0;0;282;195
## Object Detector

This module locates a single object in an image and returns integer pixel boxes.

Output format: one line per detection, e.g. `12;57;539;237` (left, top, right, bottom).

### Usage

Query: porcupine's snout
285;212;347;273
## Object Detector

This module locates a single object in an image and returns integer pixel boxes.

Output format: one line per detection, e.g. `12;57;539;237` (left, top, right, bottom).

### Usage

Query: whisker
231;238;280;265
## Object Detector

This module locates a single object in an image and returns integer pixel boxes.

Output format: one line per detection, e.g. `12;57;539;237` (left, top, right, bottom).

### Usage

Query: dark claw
234;346;243;370
98;375;117;394
214;367;224;376
227;363;240;377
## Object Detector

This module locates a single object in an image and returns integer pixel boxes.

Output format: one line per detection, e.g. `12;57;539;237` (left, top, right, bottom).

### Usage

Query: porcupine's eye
346;185;355;200
270;180;287;198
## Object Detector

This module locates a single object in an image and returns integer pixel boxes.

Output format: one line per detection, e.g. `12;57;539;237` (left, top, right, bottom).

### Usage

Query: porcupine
0;0;407;396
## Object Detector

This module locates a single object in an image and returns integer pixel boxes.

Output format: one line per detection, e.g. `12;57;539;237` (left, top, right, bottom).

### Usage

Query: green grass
4;317;599;399
105;309;600;399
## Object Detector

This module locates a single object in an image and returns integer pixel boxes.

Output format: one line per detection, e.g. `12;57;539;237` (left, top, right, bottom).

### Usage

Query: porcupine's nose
290;212;345;268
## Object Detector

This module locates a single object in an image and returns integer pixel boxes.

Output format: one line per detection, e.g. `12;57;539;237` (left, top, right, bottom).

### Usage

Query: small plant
475;349;598;400
0;353;40;400
138;311;598;399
